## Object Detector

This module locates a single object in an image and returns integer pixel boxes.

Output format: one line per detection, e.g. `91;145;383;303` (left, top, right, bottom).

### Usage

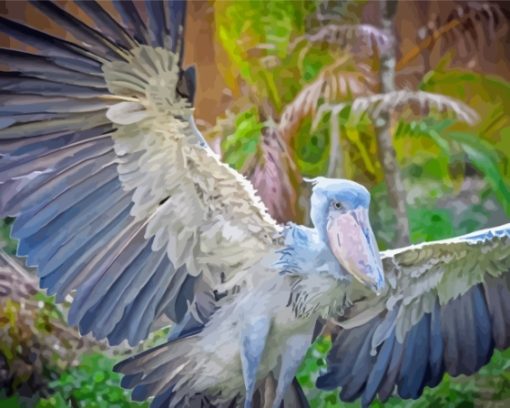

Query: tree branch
375;0;410;247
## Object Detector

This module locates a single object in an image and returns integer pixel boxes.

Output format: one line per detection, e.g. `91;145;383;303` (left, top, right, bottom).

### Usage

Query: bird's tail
250;377;310;408
115;331;310;408
114;332;203;408
283;379;310;408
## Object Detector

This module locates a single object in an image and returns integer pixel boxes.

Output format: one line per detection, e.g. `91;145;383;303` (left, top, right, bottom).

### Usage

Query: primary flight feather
0;1;509;408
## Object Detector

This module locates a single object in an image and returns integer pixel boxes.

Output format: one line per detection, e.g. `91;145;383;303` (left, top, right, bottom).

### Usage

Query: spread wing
318;223;510;406
0;1;280;346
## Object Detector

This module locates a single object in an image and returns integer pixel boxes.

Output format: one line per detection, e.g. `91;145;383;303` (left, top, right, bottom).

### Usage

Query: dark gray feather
0;94;108;115
39;204;133;297
0;112;110;139
0;16;101;71
89;245;168;340
0;73;106;97
30;1;126;60
76;1;136;50
145;0;170;48
0;48;105;86
112;0;149;44
2;147;115;223
12;161;117;240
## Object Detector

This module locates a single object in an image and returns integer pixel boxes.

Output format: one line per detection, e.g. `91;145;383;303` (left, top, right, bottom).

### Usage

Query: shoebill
0;1;509;408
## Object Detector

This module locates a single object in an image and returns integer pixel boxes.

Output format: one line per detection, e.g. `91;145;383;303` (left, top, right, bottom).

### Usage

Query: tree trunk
374;0;410;247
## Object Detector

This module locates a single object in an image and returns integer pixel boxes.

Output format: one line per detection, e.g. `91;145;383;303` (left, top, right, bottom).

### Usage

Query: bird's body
119;224;350;407
149;281;312;404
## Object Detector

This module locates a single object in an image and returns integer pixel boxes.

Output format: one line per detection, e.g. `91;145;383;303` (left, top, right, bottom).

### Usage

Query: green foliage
214;0;510;224
36;353;146;408
293;118;331;177
0;352;145;408
221;108;263;171
0;395;22;408
0;218;15;255
408;207;454;242
394;116;510;216
296;336;341;408
419;65;510;209
215;0;318;112
0;278;93;400
447;131;510;214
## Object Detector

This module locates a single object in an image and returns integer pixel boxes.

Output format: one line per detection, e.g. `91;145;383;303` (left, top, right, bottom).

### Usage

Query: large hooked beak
327;208;385;294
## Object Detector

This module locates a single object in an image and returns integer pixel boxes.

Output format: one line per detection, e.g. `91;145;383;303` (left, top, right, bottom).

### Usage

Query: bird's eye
333;201;343;210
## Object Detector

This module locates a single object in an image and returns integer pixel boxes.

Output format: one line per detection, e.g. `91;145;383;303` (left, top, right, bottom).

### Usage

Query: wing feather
0;16;103;71
13;161;118;240
84;242;168;339
112;0;149;45
0;1;279;347
124;257;178;345
145;1;172;48
0;49;105;85
75;2;136;51
16;153;117;262
30;1;128;60
320;223;510;406
0;73;106;97
0;112;110;140
36;189;132;271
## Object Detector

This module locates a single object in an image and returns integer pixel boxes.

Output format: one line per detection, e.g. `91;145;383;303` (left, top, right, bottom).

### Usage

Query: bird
0;1;509;408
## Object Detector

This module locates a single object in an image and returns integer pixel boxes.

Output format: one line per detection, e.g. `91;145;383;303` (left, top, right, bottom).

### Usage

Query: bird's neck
310;195;330;244
276;224;352;320
278;224;346;281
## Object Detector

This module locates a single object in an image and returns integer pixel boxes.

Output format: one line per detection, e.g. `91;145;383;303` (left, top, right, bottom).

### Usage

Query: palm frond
310;0;360;27
248;127;297;223
279;57;375;141
314;24;387;51
290;23;389;56
398;2;508;70
346;90;479;125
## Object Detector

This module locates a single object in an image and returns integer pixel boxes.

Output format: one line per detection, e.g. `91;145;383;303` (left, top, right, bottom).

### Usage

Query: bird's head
308;177;385;294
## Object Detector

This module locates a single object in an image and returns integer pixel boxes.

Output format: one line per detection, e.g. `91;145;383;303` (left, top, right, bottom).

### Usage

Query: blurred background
0;0;509;407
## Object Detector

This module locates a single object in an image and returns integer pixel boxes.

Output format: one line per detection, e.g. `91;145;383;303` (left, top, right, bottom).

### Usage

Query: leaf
292;118;331;178
214;0;317;110
247;126;297;223
290;23;389;55
420;68;510;141
204;110;239;155
395;119;454;155
0;218;16;255
220;109;263;171
279;57;375;141
398;2;508;70
346;90;479;125
447;131;510;215
408;207;455;243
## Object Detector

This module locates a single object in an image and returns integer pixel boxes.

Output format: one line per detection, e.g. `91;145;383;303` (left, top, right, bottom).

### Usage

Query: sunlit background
1;0;509;407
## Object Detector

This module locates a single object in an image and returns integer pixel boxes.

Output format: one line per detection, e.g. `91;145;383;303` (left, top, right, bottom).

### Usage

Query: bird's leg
240;316;271;408
262;374;276;408
272;332;312;408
